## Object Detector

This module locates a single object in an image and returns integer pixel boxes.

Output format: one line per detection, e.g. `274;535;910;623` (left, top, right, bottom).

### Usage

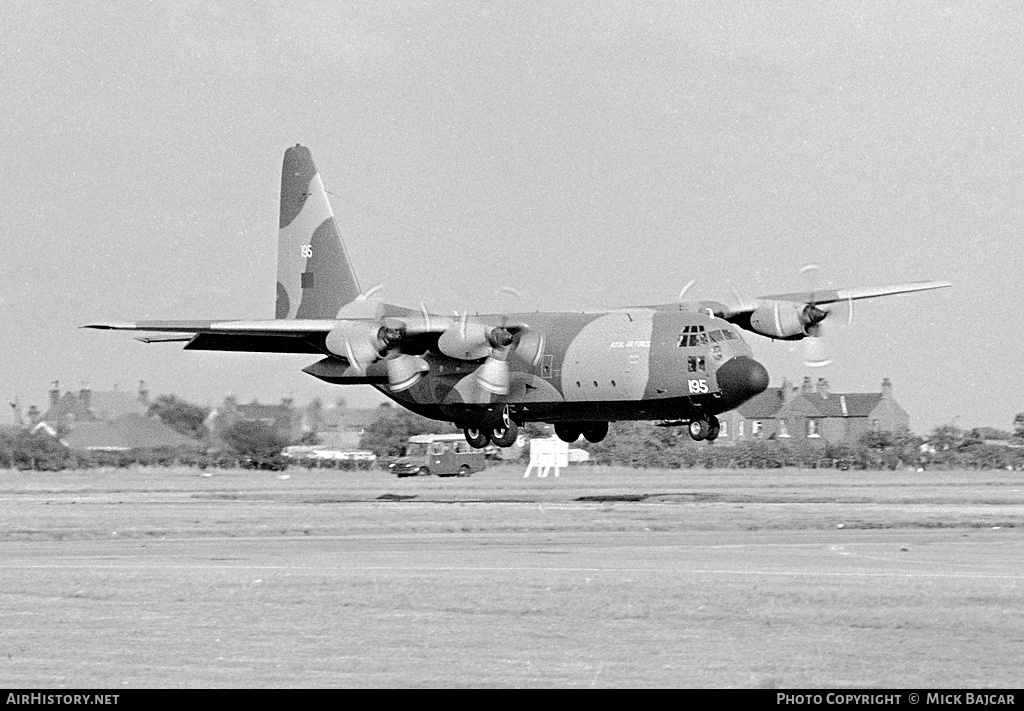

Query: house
715;377;909;444
35;382;197;452
205;395;307;445
309;405;381;450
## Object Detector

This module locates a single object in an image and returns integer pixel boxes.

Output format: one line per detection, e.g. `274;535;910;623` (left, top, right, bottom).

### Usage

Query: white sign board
524;437;570;478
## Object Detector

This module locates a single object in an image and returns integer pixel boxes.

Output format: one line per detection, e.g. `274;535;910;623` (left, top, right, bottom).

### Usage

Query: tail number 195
688;379;709;395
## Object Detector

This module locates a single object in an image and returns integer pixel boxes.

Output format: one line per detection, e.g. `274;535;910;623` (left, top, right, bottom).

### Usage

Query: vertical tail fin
276;144;362;319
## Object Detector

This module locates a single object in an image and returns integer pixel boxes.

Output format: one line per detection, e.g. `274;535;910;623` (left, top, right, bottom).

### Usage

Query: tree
0;430;68;470
971;426;1011;441
220;420;291;460
359;408;455;458
1014;412;1024;440
858;428;920;451
148;394;210;440
927;424;967;452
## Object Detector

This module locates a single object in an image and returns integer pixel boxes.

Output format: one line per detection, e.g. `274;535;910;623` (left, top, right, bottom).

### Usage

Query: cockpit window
678;324;712;348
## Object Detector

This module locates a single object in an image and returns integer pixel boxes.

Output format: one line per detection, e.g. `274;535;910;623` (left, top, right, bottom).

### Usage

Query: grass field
1;465;1022;688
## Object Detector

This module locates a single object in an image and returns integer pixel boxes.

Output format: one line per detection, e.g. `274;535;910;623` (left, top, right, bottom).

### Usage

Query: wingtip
81;322;136;330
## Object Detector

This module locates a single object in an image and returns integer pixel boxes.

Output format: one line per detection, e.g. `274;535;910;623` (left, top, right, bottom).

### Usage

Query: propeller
799;264;853;368
437;314;525;397
324;318;428;391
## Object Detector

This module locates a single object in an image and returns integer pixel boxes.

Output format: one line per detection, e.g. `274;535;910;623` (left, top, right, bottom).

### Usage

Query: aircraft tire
458;465;472;477
581;422;609;443
706;415;721;442
490;422;519;448
417;466;431;477
688;419;710;441
554;423;581;443
464;428;490;449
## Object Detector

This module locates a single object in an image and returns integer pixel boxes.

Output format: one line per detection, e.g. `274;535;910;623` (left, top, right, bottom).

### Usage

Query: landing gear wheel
706;415;720;442
688;419;710;441
458;465;472;478
490;421;519;448
554;423;581;443
417;466;431;476
581;422;609;443
464;428;490;449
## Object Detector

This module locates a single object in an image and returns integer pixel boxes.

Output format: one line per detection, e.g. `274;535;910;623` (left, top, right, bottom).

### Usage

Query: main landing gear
464;408;519;449
688;415;720;442
554;422;609;444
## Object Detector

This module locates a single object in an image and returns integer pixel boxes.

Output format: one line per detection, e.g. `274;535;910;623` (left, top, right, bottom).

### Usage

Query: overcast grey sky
1;1;1021;433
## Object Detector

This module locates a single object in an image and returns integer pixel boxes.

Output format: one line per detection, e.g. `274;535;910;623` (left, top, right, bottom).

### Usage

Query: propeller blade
474;356;511;395
437;319;493;360
803;331;832;368
325;320;386;370
385;354;429;392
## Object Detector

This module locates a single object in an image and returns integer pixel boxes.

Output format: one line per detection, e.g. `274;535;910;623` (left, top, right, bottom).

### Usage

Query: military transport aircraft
86;145;950;448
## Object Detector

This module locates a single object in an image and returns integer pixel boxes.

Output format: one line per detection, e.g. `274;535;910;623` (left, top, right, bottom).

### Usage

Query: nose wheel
688;415;720;442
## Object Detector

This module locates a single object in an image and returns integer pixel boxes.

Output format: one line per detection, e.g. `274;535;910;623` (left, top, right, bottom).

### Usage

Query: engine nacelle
325;320;387;369
749;301;813;340
437;321;499;360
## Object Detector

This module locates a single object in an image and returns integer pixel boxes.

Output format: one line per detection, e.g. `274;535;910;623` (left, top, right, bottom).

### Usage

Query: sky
1;1;1021;433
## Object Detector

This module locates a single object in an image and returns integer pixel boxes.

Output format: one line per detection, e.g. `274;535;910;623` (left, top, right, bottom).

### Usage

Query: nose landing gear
688;415;720;442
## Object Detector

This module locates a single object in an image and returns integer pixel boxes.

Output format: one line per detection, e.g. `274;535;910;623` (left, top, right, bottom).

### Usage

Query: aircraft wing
752;280;952;308
83;311;456;356
83;319;338;354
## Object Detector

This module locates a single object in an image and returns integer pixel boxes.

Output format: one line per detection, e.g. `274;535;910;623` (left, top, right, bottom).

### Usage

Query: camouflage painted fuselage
301;306;768;428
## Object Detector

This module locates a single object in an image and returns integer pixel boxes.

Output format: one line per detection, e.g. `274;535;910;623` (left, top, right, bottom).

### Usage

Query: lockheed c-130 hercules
87;145;950;449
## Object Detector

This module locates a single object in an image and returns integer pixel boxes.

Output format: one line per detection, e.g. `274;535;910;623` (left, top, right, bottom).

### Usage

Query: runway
1;467;1022;687
3;526;1023;688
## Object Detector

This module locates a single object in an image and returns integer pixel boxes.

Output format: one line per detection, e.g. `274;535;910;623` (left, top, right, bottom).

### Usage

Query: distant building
36;381;197;451
715;377;909;445
204;395;303;446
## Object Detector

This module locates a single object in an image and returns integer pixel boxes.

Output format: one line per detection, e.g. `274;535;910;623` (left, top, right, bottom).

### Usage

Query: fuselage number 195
300;244;313;258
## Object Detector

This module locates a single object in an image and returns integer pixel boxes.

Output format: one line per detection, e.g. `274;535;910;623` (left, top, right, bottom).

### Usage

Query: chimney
80;386;92;412
138;380;149;404
50;380;60;407
801;376;814;396
26;405;41;425
779;378;793;404
817;378;829;400
881;378;893;399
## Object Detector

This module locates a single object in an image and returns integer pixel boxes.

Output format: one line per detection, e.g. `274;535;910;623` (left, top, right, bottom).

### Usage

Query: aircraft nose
716;356;769;407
